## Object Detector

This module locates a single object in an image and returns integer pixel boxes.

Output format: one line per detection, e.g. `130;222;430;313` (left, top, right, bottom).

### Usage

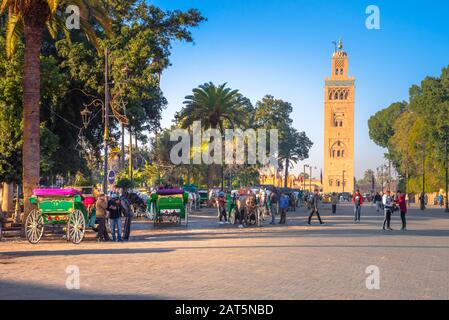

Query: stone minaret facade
323;40;355;193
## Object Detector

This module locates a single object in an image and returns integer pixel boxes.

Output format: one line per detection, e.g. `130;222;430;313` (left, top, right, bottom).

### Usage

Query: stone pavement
1;204;449;300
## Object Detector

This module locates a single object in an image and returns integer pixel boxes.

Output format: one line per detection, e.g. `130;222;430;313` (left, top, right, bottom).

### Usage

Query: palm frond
45;16;57;39
5;12;23;58
46;0;59;14
0;0;14;14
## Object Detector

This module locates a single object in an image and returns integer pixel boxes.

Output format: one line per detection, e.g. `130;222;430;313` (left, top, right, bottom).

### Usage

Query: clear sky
149;0;449;178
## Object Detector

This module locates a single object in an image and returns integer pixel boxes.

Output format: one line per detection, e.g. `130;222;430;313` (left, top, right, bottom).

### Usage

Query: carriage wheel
229;208;237;225
246;209;257;226
68;210;85;244
25;210;44;244
257;208;263;227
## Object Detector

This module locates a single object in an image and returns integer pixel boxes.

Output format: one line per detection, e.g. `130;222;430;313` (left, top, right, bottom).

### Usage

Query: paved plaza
1;204;449;300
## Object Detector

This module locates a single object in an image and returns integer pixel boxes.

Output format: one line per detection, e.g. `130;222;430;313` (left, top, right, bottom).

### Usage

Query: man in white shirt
382;190;394;231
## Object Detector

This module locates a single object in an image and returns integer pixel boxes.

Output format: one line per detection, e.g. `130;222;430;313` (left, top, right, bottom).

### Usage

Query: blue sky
150;0;449;178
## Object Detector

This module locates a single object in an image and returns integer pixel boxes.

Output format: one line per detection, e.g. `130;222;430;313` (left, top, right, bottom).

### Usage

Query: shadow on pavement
0;279;166;300
132;227;449;243
1;247;173;258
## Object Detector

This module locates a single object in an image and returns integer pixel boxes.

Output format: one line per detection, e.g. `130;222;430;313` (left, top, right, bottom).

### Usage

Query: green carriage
26;188;91;244
148;189;189;226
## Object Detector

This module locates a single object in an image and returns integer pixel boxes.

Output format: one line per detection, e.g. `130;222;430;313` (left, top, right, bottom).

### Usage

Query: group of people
95;193;133;242
352;189;408;231
214;188;323;227
266;188;408;231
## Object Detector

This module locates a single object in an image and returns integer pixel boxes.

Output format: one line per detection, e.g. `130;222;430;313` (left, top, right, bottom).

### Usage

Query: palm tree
0;0;110;217
177;82;247;188
278;128;313;188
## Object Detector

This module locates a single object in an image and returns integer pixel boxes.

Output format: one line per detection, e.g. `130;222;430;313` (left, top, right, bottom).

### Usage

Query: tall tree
368;66;449;193
278;128;313;188
177;82;248;188
0;0;111;216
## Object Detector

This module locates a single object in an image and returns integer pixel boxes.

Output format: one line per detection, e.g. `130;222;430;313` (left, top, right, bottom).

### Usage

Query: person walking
95;194;110;242
279;193;289;224
374;192;382;213
419;192;426;210
308;189;325;225
269;191;278;225
382;190;394;231
396;191;408;231
352;190;364;222
121;196;133;241
217;191;227;223
331;192;339;214
108;195;123;242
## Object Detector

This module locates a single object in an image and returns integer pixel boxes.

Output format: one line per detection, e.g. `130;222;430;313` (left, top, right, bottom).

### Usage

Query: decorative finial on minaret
338;39;343;50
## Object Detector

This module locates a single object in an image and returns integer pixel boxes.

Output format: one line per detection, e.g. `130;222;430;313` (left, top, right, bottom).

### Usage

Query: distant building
260;173;322;191
323;40;355;193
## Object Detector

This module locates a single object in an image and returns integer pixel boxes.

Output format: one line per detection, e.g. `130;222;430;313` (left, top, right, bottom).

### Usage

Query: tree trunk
284;158;289;188
22;25;44;221
129;126;133;184
1;182;14;214
207;123;218;189
121;123;125;170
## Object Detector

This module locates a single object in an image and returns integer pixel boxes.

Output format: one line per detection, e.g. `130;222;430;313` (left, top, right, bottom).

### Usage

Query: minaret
323;40;355;193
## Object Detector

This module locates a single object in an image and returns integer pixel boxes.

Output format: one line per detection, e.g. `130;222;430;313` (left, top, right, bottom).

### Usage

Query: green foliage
177;82;249;130
368;66;449;193
254;95;313;186
0;31;22;183
74;171;94;186
368;101;407;149
116;178;133;190
0;1;205;186
40;125;59;176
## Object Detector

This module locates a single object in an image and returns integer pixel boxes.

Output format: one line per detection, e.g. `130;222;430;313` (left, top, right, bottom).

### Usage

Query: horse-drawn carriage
25;188;95;244
198;189;209;207
148;189;189;226
228;190;263;227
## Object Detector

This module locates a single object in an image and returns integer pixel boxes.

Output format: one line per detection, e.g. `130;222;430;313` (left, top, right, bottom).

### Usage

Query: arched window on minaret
340;68;344;75
334;92;339;100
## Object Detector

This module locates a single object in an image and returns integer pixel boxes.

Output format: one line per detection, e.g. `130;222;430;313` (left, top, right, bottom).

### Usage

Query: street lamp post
79;48;130;194
342;170;346;193
103;47;110;194
309;166;313;192
414;141;426;211
303;165;309;191
385;164;390;191
444;125;449;213
380;165;384;193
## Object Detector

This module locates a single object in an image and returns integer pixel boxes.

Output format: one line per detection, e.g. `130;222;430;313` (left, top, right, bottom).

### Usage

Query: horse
123;192;147;217
235;191;260;227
